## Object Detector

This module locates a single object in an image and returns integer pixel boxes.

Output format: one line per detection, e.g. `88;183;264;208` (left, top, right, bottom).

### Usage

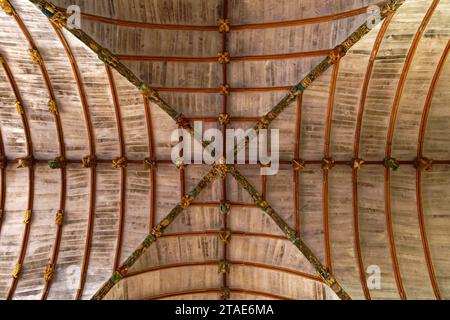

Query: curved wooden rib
415;41;450;300
125;260;321;283
51;28;97;300
61;4;377;32
322;62;340;272
144;288;290;300
1;58;34;300
352;13;395;300
106;66;126;271
117;50;329;63
384;0;440;300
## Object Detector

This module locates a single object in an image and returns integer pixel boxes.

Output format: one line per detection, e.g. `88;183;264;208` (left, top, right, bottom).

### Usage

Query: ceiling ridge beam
91;165;226;300
142;97;156;230
293;96;303;234
54;3;382;32
383;0;441;300
0;63;6;235
0;56;34;301
351;9;396;301
228;168;351;300
230;0;405;159
415;40;450;300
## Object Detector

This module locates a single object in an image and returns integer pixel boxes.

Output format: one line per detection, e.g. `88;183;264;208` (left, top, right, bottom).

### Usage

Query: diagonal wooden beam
383;0;440;300
0;56;34;300
91;164;227;300
228;168;351;300
415;40;450;300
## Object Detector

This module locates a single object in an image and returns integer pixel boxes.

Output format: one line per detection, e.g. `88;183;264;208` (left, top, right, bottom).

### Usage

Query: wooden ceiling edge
350;10;396;301
56;2;383;32
415;41;450;300
144;288;291;300
0;57;34;300
228;168;351;300
124;260;322;283
383;0;441;300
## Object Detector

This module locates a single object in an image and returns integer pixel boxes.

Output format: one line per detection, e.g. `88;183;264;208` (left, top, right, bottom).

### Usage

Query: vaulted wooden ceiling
0;0;449;300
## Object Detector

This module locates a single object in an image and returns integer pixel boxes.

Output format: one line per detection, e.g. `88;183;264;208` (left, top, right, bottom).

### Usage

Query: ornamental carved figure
382;1;398;16
48;156;66;169
213;163;229;178
219;229;232;244
217;52;230;64
219;201;231;215
218;113;230;125
175;158;185;170
317;266;337;288
12;263;22;279
218;260;230;274
150;225;163;238
17;156;34;168
218;19;230;33
322;157;335;171
117;266;128;278
29;48;43;65
44;263;55;282
300;77;313;89
55;210;64;225
175;115;190;129
414;157;433;171
82;155;97;168
23;209;32;224
143;158;157;170
292;159;306;171
15;100;24;115
327;45;346;64
351;158;365;170
50;11;67;29
220;84;230;95
383;157;400;171
0;0;14;16
112;157;128;169
220;287;231;300
180;195;194;209
48;99;58;115
255;116;270;131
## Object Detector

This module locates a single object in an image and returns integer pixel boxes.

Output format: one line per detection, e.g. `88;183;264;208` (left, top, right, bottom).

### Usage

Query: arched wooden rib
57;3;378;32
144;288;290;300
124;260;321;283
293;96;303;234
322;61;340;272
105;66;126;272
229;168;351;300
384;0;440;300
50;27;97;300
116;50;329;63
143;97;156;230
351;11;395;301
0;58;34;300
415;41;450;300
